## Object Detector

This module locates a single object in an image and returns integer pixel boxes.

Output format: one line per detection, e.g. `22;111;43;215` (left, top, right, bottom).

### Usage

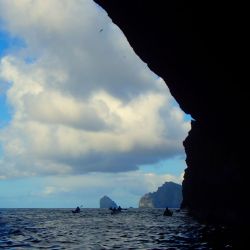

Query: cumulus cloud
0;0;190;178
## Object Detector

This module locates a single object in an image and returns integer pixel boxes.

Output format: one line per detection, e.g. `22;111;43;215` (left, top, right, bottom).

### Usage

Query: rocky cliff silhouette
94;0;247;227
100;195;118;208
139;182;182;208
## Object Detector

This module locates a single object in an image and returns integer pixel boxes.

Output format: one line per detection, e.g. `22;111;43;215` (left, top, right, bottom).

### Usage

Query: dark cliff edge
139;182;182;208
94;0;247;231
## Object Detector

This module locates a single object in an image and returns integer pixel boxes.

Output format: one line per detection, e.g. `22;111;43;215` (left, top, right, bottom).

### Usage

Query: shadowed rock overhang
94;0;248;226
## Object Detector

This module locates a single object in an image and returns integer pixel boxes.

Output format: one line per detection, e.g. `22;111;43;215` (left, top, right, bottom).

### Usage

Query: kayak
111;210;121;215
163;210;173;216
72;210;80;213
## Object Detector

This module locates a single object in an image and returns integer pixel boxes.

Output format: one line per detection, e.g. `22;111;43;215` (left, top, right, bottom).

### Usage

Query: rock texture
94;0;247;226
139;182;182;208
100;195;117;208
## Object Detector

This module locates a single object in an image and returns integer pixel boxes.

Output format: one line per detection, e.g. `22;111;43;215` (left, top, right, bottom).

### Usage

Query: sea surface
0;208;233;249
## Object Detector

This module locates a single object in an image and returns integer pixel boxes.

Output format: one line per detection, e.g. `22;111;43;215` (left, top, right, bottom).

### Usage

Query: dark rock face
94;0;247;226
100;195;117;208
139;182;182;208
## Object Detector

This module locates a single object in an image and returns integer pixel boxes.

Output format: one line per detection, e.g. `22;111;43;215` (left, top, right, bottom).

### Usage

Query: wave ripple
0;208;233;249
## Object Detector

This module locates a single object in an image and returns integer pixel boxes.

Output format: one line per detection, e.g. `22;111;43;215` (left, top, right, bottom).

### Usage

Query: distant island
100;195;118;208
139;181;182;208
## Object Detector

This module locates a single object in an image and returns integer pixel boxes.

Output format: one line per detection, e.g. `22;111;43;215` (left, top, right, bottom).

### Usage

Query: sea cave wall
94;0;247;225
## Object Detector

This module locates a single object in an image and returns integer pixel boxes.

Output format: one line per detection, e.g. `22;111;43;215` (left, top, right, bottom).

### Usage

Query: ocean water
0;208;233;249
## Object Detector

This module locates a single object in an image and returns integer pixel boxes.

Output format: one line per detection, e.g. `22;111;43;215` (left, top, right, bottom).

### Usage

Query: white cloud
0;0;190;178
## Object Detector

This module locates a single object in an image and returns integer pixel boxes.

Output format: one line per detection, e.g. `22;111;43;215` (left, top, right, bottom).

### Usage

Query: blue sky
0;0;191;208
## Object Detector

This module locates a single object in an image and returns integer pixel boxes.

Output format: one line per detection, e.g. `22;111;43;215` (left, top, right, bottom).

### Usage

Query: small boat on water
163;207;173;216
72;210;80;214
109;206;122;215
72;206;81;214
110;210;121;215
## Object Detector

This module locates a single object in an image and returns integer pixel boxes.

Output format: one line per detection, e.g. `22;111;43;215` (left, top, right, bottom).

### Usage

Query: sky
0;0;191;208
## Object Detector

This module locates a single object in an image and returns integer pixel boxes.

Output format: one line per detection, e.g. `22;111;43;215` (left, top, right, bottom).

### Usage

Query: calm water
0;208;233;249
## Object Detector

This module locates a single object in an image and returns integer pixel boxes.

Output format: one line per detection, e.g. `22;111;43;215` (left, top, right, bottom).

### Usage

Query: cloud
0;0;190;178
36;171;183;207
0;171;183;207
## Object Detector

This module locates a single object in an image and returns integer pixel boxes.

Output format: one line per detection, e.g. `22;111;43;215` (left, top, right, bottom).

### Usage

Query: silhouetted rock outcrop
100;195;117;208
139;182;182;208
94;1;248;229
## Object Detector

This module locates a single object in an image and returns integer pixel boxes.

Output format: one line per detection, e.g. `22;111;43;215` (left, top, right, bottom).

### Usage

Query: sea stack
139;182;182;208
100;195;118;208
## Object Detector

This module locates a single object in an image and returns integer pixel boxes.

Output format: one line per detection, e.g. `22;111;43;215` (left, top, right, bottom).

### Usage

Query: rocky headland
139;182;182;208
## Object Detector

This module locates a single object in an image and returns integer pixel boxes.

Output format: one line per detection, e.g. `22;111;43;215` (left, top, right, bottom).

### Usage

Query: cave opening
93;0;247;230
0;0;246;248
